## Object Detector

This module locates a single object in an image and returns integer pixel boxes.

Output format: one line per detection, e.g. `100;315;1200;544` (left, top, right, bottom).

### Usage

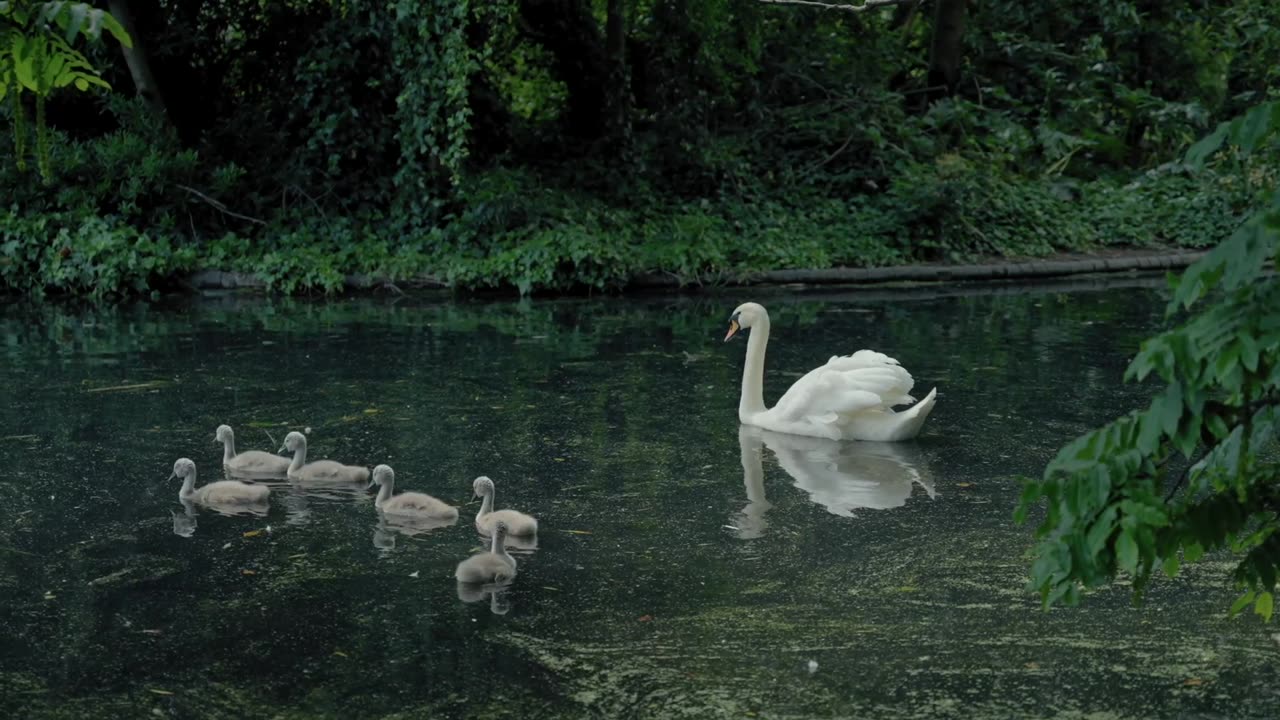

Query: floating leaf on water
957;482;973;488
554;457;567;462
637;615;653;622
147;689;173;696
333;650;348;658
241;569;258;576
288;553;307;560
242;529;264;538
564;529;592;535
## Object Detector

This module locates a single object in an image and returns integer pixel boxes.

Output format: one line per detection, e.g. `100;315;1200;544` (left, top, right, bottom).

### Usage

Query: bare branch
176;184;267;226
757;0;915;12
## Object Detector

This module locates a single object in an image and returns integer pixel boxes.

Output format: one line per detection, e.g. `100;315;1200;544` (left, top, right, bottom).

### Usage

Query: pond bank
186;248;1206;294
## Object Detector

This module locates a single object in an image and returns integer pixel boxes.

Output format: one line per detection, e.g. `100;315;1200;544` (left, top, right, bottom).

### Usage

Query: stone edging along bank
187;250;1207;292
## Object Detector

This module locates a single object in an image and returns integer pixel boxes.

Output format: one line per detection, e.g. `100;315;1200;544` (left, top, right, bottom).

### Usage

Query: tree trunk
518;0;620;144
604;0;630;142
107;0;169;121
927;0;967;97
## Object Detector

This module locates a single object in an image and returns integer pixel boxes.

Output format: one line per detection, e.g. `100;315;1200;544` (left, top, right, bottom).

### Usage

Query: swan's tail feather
891;387;938;441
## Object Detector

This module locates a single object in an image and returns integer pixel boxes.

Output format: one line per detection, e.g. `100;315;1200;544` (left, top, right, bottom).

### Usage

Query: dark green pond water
2;278;1278;719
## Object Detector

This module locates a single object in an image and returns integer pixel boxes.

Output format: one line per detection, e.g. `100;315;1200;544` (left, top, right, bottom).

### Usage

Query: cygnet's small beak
724;318;741;342
366;480;377;491
277;445;287;454
167;471;177;481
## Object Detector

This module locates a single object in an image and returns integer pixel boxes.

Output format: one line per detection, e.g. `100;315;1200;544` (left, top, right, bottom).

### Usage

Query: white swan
472;476;538;536
278;431;370;484
170;458;269;515
724;302;937;441
370;464;459;520
455;521;517;584
216;424;290;478
750;425;936;517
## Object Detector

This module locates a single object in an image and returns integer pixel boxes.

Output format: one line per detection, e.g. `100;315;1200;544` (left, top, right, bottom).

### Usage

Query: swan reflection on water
457;581;513;615
732;424;936;537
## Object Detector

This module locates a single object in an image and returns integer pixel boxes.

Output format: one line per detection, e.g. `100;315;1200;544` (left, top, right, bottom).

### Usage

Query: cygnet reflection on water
372;513;458;552
732;425;935;532
280;481;371;527
170;499;198;538
456;581;513;615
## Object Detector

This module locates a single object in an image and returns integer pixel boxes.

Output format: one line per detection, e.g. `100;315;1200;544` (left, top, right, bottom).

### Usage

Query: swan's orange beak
724;319;740;342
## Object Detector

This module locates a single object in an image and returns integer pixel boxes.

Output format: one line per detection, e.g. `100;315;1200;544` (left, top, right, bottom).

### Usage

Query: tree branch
176;184;267;226
757;0;916;12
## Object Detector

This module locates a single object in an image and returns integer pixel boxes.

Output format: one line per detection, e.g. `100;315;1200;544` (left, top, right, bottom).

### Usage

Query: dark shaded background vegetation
2;0;1279;296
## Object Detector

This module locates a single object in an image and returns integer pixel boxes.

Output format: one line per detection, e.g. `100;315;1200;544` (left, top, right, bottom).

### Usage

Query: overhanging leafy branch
1016;101;1280;620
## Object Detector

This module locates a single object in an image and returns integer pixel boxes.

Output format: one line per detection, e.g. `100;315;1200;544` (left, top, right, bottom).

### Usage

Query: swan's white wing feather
773;351;917;423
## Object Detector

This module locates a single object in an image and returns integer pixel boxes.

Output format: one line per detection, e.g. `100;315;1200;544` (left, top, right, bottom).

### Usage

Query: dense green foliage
1017;101;1280;620
2;0;1279;296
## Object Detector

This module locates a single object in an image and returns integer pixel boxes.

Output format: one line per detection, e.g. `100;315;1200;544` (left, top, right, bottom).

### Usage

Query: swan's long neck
289;443;307;473
376;478;393;507
180;470;197;499
478;491;493;518
221;434;236;462
739;316;771;417
491;529;514;566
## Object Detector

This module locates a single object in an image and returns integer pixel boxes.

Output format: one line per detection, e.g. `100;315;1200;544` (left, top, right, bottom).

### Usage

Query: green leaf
1184;123;1228;168
1162;554;1180;578
62;3;88;45
1230;590;1256;618
1255;592;1274;622
1184;542;1204;563
1231;102;1280;154
1116;530;1139;573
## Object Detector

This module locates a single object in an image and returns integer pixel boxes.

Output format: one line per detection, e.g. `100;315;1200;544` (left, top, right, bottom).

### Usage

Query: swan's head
473;476;495;498
493;520;509;538
279;431;307;453
170;457;196;480
371;464;394;487
725;302;767;342
215;424;233;443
